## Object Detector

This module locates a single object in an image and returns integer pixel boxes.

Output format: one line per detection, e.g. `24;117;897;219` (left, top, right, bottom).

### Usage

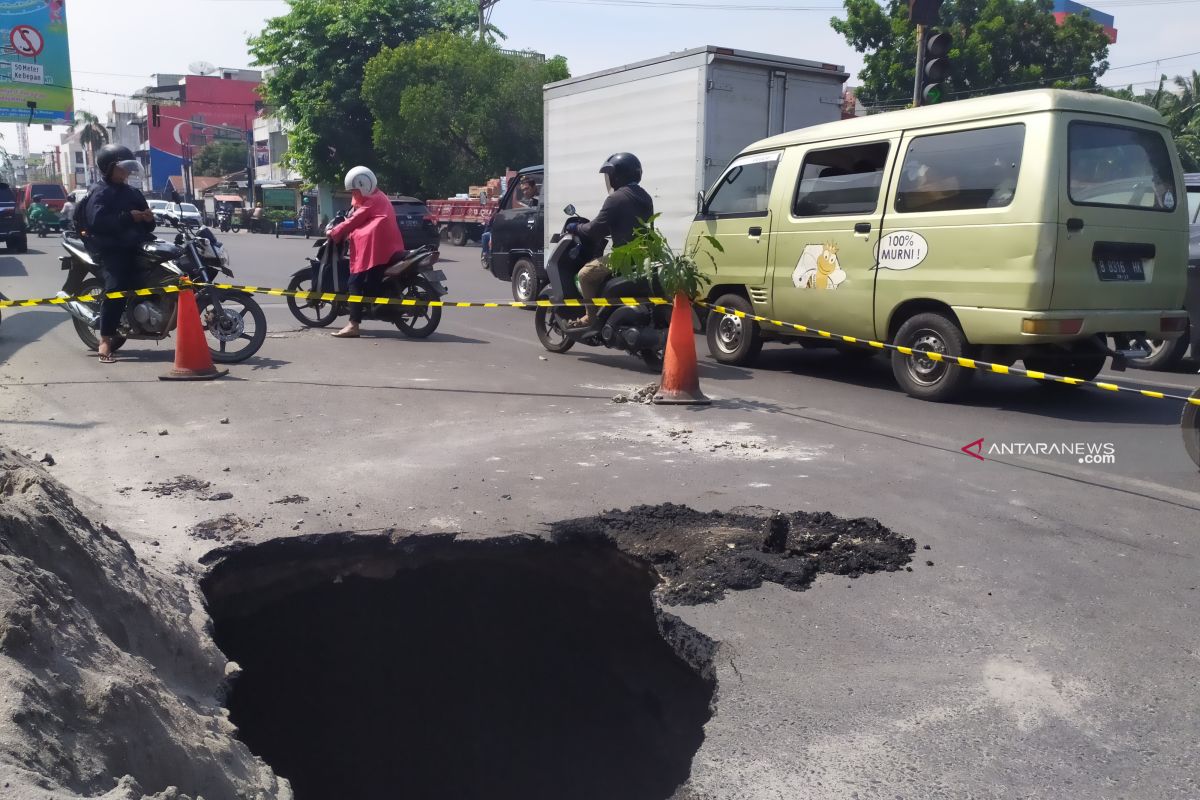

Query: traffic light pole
912;24;927;107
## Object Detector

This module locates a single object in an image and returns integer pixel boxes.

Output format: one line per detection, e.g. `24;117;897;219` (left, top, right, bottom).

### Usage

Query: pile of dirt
0;448;288;800
141;476;212;498
552;503;916;605
612;383;659;404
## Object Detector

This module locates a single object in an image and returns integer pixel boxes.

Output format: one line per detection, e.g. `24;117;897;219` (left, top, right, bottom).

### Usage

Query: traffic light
921;29;952;104
907;0;942;25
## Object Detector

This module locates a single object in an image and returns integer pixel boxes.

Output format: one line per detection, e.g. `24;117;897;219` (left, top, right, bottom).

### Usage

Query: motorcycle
534;205;672;370
58;216;268;362
217;209;233;233
285;212;447;338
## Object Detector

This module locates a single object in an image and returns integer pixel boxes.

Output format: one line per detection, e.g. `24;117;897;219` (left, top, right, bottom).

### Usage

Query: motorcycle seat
383;247;433;277
603;276;654;297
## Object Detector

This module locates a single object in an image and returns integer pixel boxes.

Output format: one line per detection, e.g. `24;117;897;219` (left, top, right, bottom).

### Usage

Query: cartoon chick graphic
792;242;847;290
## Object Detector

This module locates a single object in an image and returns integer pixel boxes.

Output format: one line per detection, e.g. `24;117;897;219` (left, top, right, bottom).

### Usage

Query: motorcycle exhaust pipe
57;291;99;326
620;326;666;352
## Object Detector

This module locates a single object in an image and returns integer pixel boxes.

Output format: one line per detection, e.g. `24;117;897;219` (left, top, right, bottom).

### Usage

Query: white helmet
344;165;377;195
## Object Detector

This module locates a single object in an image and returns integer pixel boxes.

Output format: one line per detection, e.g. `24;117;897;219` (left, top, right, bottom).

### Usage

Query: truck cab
486;165;544;302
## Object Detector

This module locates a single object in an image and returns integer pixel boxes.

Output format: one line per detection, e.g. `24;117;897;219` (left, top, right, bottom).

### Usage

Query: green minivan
689;89;1190;401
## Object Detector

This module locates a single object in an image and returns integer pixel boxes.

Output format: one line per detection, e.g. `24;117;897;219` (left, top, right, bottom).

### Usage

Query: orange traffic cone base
652;293;710;406
159;288;229;381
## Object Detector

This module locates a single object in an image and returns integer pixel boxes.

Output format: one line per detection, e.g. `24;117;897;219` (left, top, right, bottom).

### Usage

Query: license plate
399;219;419;227
1094;258;1145;282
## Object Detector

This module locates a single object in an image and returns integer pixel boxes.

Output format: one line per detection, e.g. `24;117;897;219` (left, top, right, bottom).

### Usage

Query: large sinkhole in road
201;533;716;800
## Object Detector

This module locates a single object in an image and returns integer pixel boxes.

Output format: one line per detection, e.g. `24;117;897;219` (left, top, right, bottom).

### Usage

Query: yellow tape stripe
693;299;1200;407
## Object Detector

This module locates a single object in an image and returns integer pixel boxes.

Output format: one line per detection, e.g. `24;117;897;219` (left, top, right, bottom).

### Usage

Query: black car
0;182;27;253
392;197;440;251
486;165;544;303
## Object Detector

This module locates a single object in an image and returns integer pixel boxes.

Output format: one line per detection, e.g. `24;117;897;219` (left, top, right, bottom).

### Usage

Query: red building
144;72;262;196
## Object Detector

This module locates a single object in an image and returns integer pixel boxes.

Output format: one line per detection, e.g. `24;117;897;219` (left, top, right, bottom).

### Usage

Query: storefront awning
214;194;243;202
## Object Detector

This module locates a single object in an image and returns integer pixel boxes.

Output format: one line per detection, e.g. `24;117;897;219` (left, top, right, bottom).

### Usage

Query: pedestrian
329;166;406;339
84;145;156;363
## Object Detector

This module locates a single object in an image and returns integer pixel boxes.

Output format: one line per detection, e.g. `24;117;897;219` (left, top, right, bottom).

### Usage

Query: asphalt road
2;230;1199;798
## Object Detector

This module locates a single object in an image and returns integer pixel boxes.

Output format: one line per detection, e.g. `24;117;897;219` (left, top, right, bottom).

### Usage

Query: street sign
0;3;74;125
9;24;44;58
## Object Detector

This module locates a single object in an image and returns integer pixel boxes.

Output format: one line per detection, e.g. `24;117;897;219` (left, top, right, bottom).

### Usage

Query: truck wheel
891;312;975;402
706;293;762;366
511;259;539;304
448;224;468;247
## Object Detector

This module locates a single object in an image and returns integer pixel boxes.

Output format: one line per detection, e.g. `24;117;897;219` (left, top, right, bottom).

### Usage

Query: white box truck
543;46;849;252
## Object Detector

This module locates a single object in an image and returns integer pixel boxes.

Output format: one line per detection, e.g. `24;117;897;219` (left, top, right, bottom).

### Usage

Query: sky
13;0;1200;156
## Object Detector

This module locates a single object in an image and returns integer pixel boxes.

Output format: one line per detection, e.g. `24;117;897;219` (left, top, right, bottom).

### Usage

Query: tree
71;110;109;182
831;0;1111;108
193;140;250;177
362;33;568;198
248;0;479;186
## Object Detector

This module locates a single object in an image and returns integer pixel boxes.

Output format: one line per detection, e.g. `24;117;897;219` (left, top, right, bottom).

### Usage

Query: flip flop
565;318;591;330
330;330;360;339
98;352;117;364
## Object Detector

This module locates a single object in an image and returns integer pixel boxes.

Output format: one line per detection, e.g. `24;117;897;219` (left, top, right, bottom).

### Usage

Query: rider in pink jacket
330;166;406;338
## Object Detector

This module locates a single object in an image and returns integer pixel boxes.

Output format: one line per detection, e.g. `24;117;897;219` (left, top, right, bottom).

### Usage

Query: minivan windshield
1068;122;1177;212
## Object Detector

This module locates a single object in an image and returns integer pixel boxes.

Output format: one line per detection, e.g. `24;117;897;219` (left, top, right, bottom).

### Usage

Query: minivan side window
895;124;1026;213
703;152;781;217
792;142;890;217
1068;122;1177;212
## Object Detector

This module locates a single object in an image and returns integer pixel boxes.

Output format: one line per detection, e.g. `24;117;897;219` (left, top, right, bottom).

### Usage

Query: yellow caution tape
201;281;670;309
695;300;1200;408
0;285;184;308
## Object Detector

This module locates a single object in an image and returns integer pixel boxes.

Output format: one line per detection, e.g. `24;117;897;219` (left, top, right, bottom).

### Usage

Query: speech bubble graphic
874;230;929;271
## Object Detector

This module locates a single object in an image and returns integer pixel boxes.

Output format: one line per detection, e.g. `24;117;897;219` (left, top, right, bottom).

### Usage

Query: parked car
485;165;544;303
691;89;1190;401
391;196;440;250
0;182;27;253
179;203;203;227
17;182;67;213
148;200;176;224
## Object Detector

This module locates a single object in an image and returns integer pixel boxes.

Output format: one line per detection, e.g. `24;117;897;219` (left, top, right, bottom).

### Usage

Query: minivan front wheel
891;312;975;402
706;293;763;366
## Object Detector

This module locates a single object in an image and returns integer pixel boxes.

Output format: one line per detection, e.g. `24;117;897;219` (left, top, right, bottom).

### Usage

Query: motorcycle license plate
1094;258;1145;282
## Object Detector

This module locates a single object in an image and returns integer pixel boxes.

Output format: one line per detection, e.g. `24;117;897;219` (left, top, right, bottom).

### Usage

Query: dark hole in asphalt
201;533;716;800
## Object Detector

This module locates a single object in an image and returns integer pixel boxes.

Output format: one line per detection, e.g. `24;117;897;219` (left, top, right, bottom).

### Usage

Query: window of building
1069;122;1177;212
704;152;781;217
792;142;890;217
895;124;1026;213
74;151;83;164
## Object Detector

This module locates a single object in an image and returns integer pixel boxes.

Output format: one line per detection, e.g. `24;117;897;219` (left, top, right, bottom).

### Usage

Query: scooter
285;212;448;338
217;209;233;233
533;205;672;370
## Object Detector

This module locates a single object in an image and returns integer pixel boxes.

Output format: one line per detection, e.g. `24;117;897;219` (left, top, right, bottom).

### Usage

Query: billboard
1052;1;1117;44
0;1;73;125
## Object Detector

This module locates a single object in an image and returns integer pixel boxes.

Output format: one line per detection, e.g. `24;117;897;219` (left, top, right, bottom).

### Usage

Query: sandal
98;352;117;364
565;318;591;330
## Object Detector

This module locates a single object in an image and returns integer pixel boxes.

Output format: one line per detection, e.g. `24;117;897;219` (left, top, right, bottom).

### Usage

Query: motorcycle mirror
563;204;576;216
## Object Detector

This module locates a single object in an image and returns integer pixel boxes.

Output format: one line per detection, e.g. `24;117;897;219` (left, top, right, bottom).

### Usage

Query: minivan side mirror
563;204;576;216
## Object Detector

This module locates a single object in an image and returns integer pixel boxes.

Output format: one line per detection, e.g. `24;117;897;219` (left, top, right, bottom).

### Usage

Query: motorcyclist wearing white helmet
329;166;406;338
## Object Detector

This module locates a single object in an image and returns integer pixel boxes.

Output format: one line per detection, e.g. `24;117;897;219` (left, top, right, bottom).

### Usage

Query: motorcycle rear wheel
285;272;339;327
394;276;442;339
73;279;126;353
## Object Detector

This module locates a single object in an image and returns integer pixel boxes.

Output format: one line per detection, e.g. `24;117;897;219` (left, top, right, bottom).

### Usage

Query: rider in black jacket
568;152;654;328
84;144;156;362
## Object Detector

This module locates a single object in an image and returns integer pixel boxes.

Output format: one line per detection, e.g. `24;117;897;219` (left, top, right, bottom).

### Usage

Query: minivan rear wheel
891;312;975;402
511;258;539;304
706;293;763;366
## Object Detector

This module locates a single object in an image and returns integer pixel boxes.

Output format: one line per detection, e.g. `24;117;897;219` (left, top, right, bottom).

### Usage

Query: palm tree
71;111;109;184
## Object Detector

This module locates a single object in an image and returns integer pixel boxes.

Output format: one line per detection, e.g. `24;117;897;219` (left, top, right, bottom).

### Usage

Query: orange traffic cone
160;289;228;381
653;292;710;405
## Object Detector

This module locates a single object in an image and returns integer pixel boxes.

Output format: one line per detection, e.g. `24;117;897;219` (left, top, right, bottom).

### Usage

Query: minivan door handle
1066;218;1085;232
748;226;763;237
853;222;871;234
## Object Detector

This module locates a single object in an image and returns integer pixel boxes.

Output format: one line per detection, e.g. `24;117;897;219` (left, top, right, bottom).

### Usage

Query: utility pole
479;0;499;41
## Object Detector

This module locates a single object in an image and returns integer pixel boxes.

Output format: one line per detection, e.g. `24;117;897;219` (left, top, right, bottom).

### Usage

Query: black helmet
599;152;642;190
32;195;43;202
96;144;135;177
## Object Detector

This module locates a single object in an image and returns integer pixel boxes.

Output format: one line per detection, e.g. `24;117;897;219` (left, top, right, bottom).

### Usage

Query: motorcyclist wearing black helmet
84;144;156;363
566;152;654;328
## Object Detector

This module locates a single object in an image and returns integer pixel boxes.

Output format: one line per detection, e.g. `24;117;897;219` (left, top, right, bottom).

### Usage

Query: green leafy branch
609;214;723;299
